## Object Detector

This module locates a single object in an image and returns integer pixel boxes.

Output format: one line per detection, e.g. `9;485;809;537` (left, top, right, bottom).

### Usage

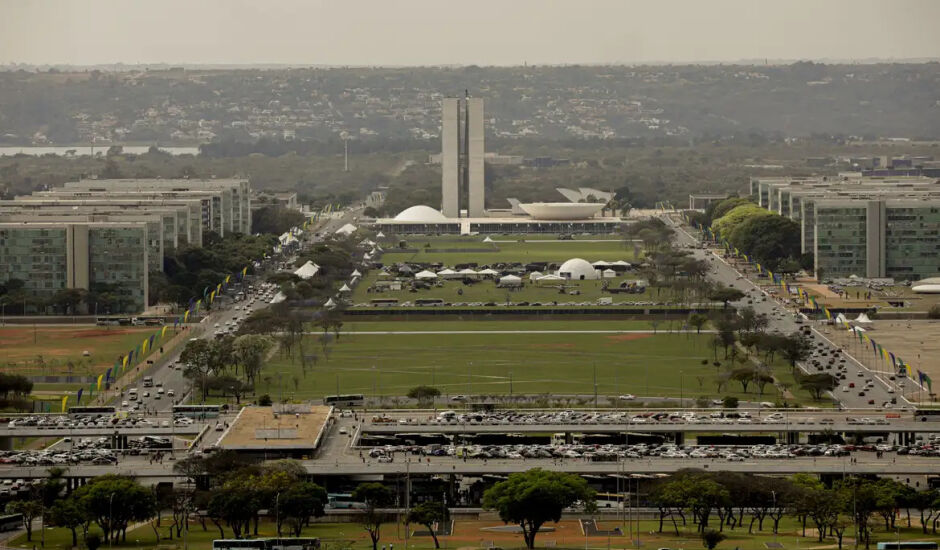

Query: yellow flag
142;338;149;353
61;395;69;413
184;310;190;323
122;355;128;368
96;374;103;391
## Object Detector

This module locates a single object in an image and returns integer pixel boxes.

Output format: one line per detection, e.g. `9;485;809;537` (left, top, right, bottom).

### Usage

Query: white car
618;394;636;401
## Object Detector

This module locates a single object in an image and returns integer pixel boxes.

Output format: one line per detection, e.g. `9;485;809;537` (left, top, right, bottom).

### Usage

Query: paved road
124;208;363;415
359;420;931;434
1;455;935;480
663;214;903;410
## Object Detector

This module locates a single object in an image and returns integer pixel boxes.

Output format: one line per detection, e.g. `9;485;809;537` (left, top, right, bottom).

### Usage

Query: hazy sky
2;0;939;66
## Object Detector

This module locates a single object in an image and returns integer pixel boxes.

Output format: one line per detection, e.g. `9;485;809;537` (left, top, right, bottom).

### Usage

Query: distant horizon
3;57;940;71
2;1;938;67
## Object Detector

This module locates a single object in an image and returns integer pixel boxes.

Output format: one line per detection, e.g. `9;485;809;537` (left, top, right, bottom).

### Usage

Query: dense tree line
688;196;809;272
651;471;940;549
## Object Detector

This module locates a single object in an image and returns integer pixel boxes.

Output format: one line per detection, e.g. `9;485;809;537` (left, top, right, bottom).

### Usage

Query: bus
173;404;221;419
0;514;23;533
914;409;940;422
324;394;365;408
326;493;365;510
213;539;320;550
67;406;116;416
876;543;938;550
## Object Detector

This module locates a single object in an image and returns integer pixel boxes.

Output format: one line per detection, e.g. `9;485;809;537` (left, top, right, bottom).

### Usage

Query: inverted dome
394;205;449;223
518;202;604;220
557;258;599;280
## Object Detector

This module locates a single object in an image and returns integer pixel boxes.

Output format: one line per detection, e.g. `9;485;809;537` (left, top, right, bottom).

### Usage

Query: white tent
602;268;617;278
458;268;479;278
528;271;544;280
415;270;438;280
537;273;565;282
498;274;522;286
335;223;357;235
483;236;494;243
850;325;866;333
294;261;320;280
478;268;499;277
835;313;848;324
270;291;286;304
339;284;351;292
351;269;362;278
591;261;611;268
612;260;632;268
376;231;385;238
854;313;873;324
437;268;459;279
324;298;336;308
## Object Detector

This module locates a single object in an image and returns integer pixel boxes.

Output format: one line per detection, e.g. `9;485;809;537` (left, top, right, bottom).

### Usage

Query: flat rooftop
218;405;332;450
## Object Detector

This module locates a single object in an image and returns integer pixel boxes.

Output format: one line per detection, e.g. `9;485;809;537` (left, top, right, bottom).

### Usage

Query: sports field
260;327;816;404
381;236;641;265
0;325;160;378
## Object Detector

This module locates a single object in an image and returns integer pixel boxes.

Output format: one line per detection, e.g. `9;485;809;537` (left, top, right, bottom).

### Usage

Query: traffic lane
670;220;891;409
137;208;363;412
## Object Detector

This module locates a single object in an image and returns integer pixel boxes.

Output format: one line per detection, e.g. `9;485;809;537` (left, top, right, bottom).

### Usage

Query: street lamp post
108;492;115;550
275;491;281;536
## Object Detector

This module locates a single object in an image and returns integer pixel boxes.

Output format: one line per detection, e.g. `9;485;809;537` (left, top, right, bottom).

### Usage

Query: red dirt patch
530;343;576;349
604;333;654;342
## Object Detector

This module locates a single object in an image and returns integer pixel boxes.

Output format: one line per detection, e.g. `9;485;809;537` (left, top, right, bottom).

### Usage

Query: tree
49;496;89;547
408;501;447;549
407;385;441;405
779;333;812;368
85;532;103;550
207;486;256;539
72;475;157;544
702;529;726;550
352;482;394;550
481;468;596;549
232;334;273;387
688;313;709;334
798;373;838;400
729;214;801;272
180;339;220;402
722;396;738;409
5;499;42;541
709;288;745;308
278;482;328;537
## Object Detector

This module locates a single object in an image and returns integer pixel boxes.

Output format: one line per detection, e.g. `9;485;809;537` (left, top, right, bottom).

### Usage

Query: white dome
558;258;599;280
394;205;449;223
912;284;940;294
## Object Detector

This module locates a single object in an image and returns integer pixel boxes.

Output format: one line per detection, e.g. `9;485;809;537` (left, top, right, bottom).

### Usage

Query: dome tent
415;270;438;280
557;258;599;280
498;274;522;286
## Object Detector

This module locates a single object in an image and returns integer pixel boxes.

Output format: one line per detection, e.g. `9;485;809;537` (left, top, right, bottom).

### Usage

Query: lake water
0;145;201;157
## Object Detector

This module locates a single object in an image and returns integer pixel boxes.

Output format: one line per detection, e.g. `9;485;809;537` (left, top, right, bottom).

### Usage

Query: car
143;392;150;398
841;387;849;392
618;394;636;401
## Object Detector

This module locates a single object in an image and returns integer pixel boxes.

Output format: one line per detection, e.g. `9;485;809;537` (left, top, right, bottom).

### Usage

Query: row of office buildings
0;178;251;313
749;175;940;281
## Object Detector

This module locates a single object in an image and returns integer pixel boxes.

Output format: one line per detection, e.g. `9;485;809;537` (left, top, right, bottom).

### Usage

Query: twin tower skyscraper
441;95;485;218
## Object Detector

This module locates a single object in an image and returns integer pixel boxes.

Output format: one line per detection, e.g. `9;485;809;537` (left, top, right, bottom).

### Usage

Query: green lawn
351;273;669;306
340;320;685;332
0;325;167;379
381;236;641;265
258;331;822;405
